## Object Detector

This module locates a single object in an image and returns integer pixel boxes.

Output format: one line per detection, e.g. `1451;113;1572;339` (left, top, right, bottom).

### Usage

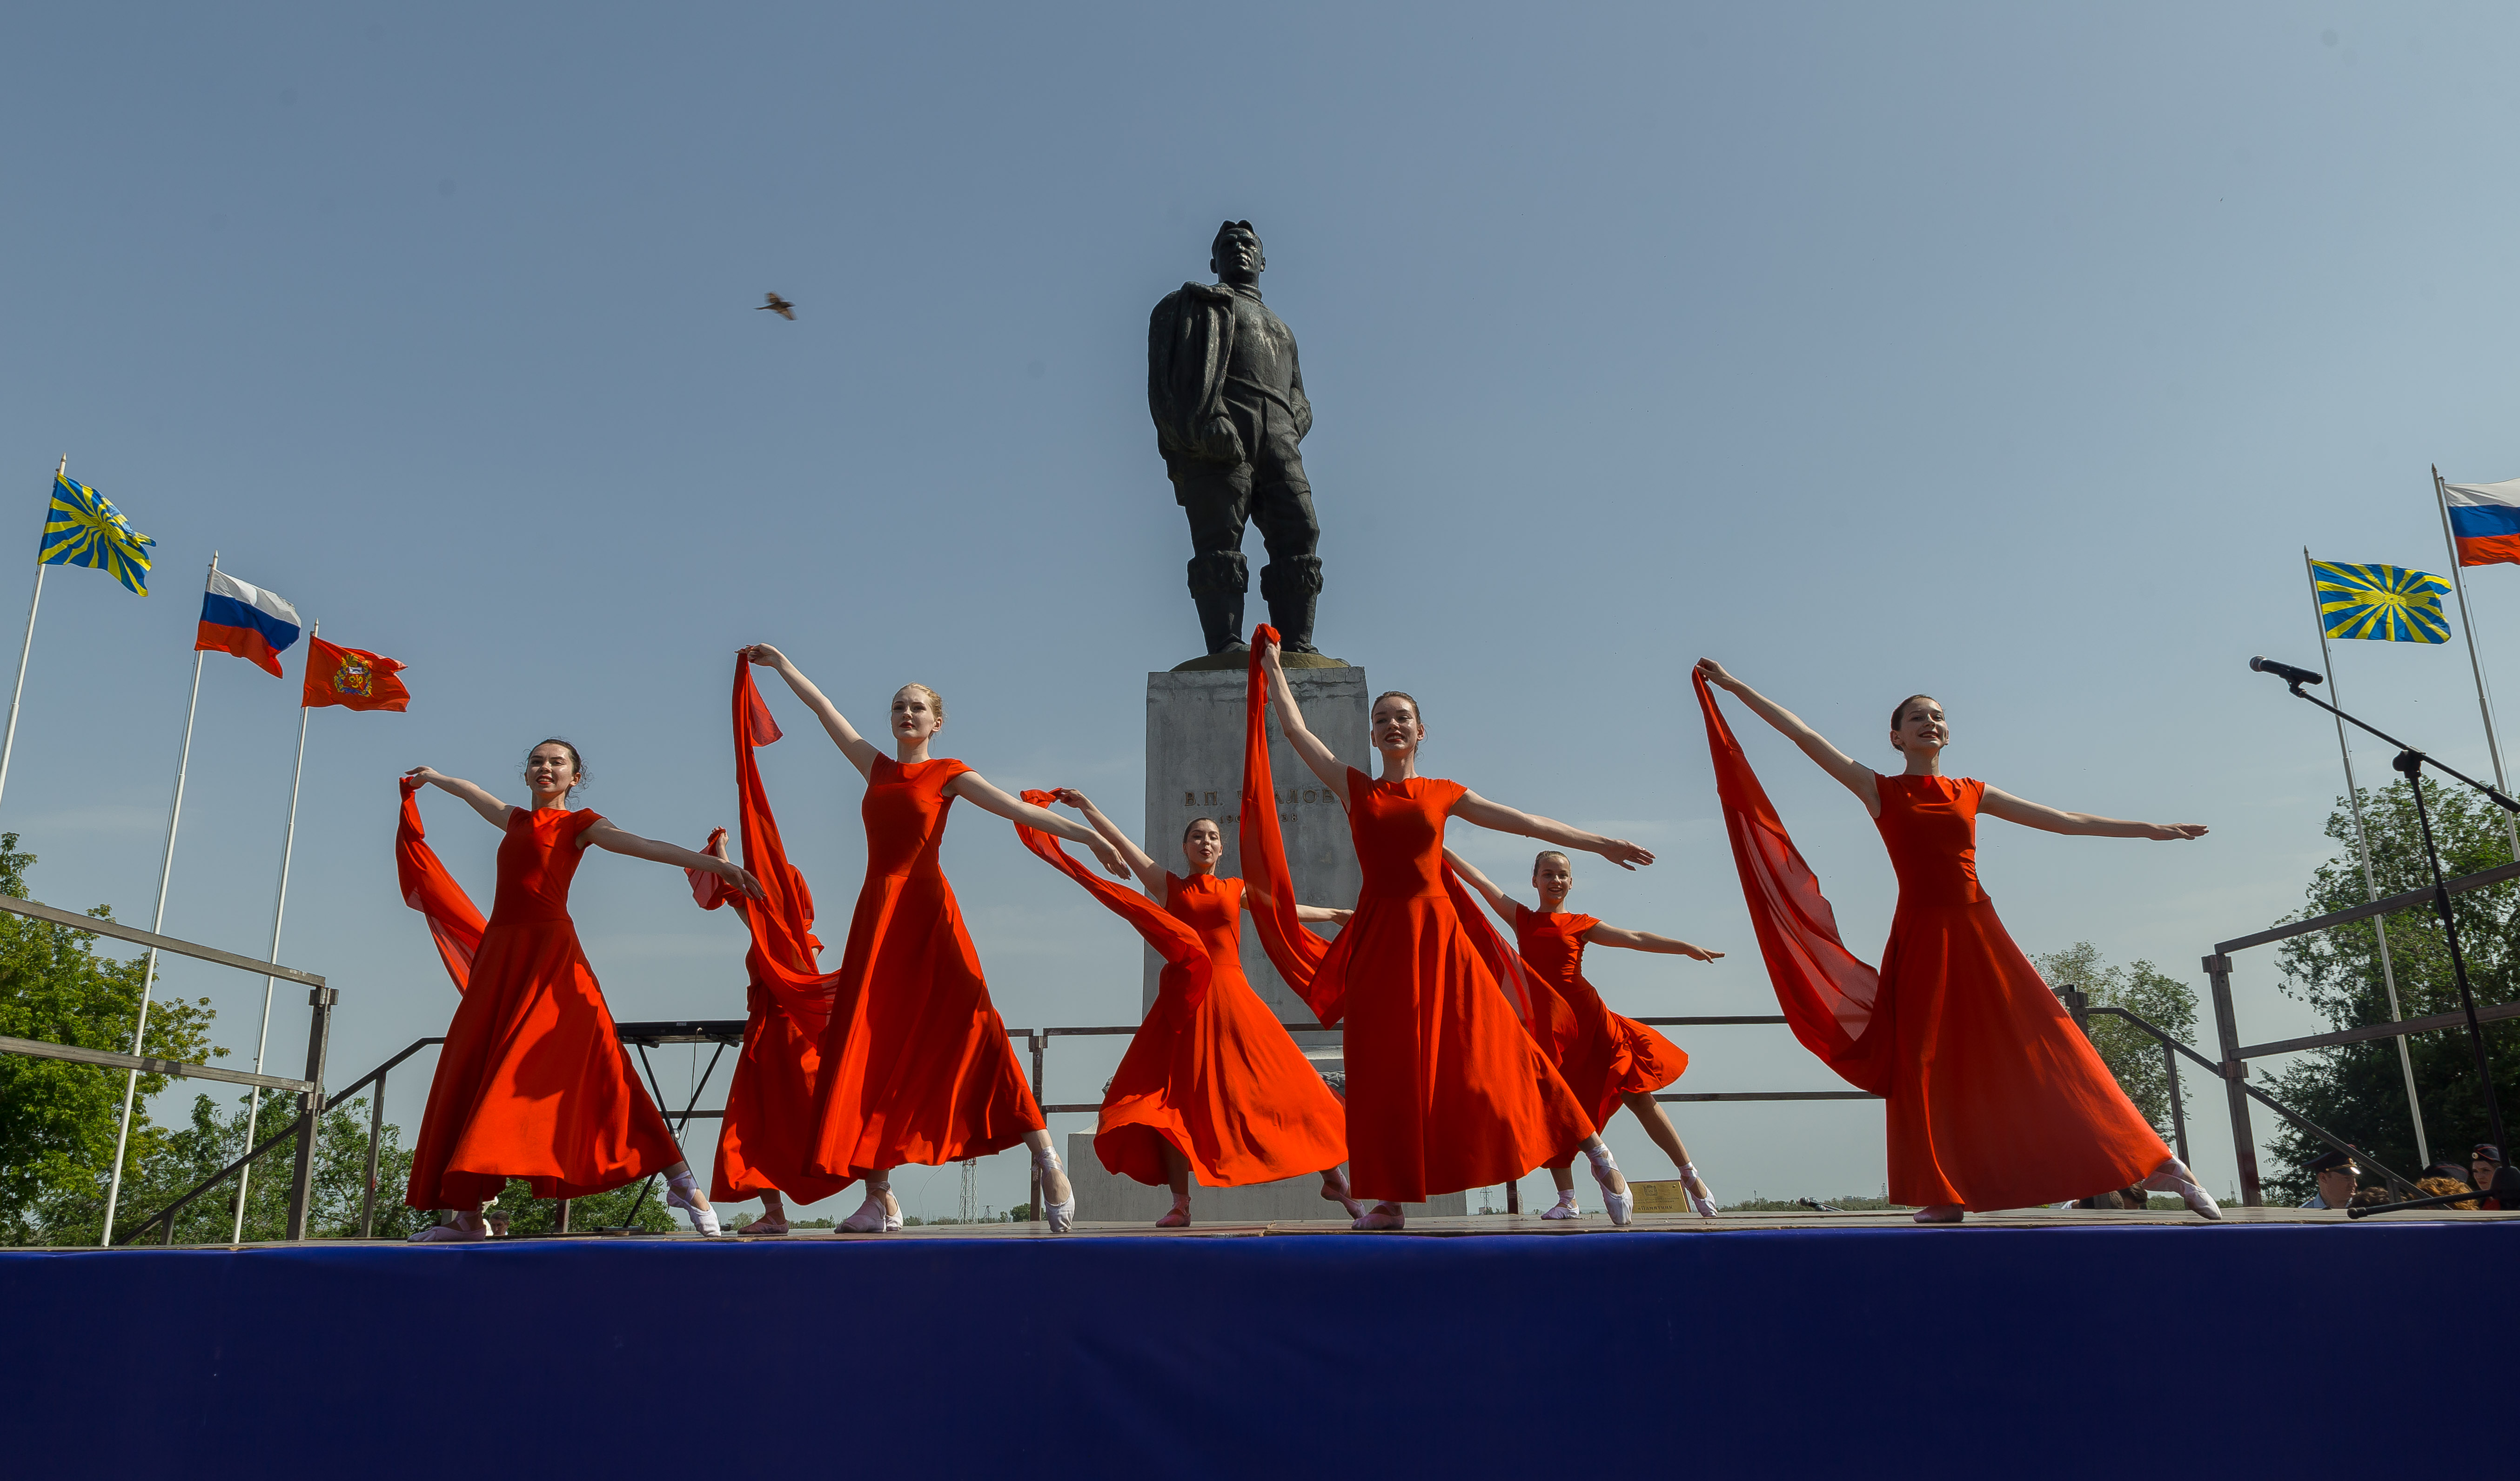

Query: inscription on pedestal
1143;667;1367;1027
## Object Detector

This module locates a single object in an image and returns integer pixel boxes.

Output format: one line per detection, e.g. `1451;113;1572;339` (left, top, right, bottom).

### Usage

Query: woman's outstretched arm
1440;847;1524;925
1694;657;1881;814
1259;637;1350;804
1449;793;1655;871
1582;922;1725;962
1979;787;2207;841
404;767;515;829
581;819;765;898
1053;788;1165;895
744;643;884;781
948;772;1131;877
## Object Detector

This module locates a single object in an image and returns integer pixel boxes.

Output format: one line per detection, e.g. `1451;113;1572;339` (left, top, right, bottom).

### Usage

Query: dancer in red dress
1032;792;1362;1227
1692;660;2221;1222
1446;847;1727;1220
743;644;1129;1234
400;741;762;1241
1253;633;1646;1229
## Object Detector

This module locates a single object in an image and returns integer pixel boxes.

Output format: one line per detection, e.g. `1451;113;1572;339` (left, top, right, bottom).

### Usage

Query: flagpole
0;456;66;816
232;619;314;1242
100;551;214;1246
2433;466;2520;861
2304;550;2430;1167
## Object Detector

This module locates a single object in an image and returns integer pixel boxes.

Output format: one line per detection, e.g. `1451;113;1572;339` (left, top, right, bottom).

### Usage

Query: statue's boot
1262;557;1324;654
1194;590;1248;656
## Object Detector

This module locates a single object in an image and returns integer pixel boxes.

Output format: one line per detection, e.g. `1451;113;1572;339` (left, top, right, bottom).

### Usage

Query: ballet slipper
840;1181;895;1234
736;1213;789;1236
1154;1203;1191;1229
1319;1173;1365;1221
2139;1157;2223;1221
1911;1203;1964;1224
1033;1147;1075;1234
407;1215;487;1243
1540;1191;1581;1221
1582;1144;1632;1227
1352;1201;1406;1231
664;1177;721;1238
1678;1162;1718;1218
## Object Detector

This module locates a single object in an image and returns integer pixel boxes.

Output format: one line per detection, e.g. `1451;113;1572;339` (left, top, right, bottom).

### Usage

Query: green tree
55;1090;430;1245
2262;781;2520;1203
0;833;221;1244
2031;941;2199;1141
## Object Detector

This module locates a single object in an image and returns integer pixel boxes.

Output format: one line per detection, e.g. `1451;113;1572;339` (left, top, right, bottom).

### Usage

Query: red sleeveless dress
1092;872;1349;1187
1323;770;1596;1202
808;757;1046;1177
1871;774;2168;1209
405;807;685;1208
1510;907;1689;1136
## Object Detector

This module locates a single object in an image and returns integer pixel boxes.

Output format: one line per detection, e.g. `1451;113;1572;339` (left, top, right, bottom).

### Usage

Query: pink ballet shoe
1911;1203;1964;1224
1155;1204;1191;1228
840;1181;897;1233
1320;1181;1365;1221
2139;1157;2223;1221
407;1217;487;1243
736;1214;789;1236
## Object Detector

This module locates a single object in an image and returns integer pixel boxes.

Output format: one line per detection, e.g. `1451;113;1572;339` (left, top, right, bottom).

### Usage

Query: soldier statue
1148;221;1327;660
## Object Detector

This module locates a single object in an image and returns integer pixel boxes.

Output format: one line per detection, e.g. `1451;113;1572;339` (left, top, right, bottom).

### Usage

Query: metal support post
2205;954;2259;1207
2162;1040;2190;1169
1506;1178;1520;1214
360;1071;385;1239
286;986;336;1240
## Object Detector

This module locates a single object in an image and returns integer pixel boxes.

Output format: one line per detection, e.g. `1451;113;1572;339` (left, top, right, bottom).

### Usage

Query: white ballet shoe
839;1182;896;1233
664;1179;721;1237
1540;1191;1581;1221
1352;1201;1406;1231
1583;1145;1632;1227
1678;1162;1719;1218
1033;1148;1075;1234
2140;1157;2223;1221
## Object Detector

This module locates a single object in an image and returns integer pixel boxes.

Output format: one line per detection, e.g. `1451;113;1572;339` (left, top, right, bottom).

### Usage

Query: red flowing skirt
1882;900;2167;1210
1096;959;1347;1188
406;917;684;1207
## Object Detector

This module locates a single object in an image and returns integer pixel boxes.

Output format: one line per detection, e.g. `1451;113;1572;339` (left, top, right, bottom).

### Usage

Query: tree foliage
2262;780;2520;1202
2031;941;2198;1141
0;833;221;1241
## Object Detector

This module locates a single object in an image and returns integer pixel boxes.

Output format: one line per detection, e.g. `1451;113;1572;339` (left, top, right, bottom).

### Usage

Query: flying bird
756;292;795;320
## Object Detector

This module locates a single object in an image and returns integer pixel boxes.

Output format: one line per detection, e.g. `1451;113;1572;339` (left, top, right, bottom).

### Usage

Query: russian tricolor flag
195;568;302;677
2445;476;2520;568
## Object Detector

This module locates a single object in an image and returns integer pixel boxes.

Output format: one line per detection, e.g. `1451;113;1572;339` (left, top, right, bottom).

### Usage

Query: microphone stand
2268;674;2513;1168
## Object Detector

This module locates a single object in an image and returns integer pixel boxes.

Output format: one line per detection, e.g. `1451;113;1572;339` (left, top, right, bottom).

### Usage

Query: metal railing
0;894;333;1243
2201;859;2520;1205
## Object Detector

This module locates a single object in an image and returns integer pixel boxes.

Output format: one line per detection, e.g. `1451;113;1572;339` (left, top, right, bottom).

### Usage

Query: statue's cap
1213;220;1258;252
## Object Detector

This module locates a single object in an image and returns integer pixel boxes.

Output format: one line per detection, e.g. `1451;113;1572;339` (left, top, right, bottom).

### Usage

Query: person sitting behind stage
2466;1144;2507;1211
2348;1185;2394;1209
2416;1174;2480;1212
2299;1148;2360;1209
2072;1184;2147;1210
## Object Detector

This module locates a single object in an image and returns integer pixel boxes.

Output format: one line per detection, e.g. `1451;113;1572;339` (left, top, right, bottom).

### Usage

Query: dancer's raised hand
1695;657;1738;690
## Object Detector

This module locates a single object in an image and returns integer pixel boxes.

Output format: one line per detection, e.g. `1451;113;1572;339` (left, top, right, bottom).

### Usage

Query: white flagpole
0;456;67;816
100;551;214;1246
232;619;313;1242
2433;467;2520;861
2304;550;2430;1167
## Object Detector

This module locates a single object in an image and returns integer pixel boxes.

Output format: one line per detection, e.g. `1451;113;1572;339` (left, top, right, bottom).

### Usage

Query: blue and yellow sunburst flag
41;472;155;595
2312;560;2452;644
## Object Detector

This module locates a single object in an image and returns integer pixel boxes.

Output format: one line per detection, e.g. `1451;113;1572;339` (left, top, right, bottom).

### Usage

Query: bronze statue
1148;221;1324;659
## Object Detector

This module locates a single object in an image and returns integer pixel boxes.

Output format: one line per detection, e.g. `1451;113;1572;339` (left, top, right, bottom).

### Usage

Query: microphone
2250;656;2324;687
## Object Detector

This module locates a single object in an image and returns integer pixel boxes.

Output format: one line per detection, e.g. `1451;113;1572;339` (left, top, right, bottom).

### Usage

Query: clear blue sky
6;4;2517;1218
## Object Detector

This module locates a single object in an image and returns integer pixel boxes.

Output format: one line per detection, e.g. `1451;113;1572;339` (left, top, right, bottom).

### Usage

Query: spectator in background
2415;1174;2480;1212
2073;1184;2148;1210
2472;1144;2507;1211
2299;1147;2359;1209
2348;1185;2394;1209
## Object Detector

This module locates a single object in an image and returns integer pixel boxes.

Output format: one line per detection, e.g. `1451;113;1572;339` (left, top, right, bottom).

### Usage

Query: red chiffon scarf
1011;793;1213;1005
397;776;486;992
686;660;843;1035
1692;671;1891;1094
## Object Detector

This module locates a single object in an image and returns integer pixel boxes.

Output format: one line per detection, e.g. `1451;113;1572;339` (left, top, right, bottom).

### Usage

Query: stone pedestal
1142;666;1367;1043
